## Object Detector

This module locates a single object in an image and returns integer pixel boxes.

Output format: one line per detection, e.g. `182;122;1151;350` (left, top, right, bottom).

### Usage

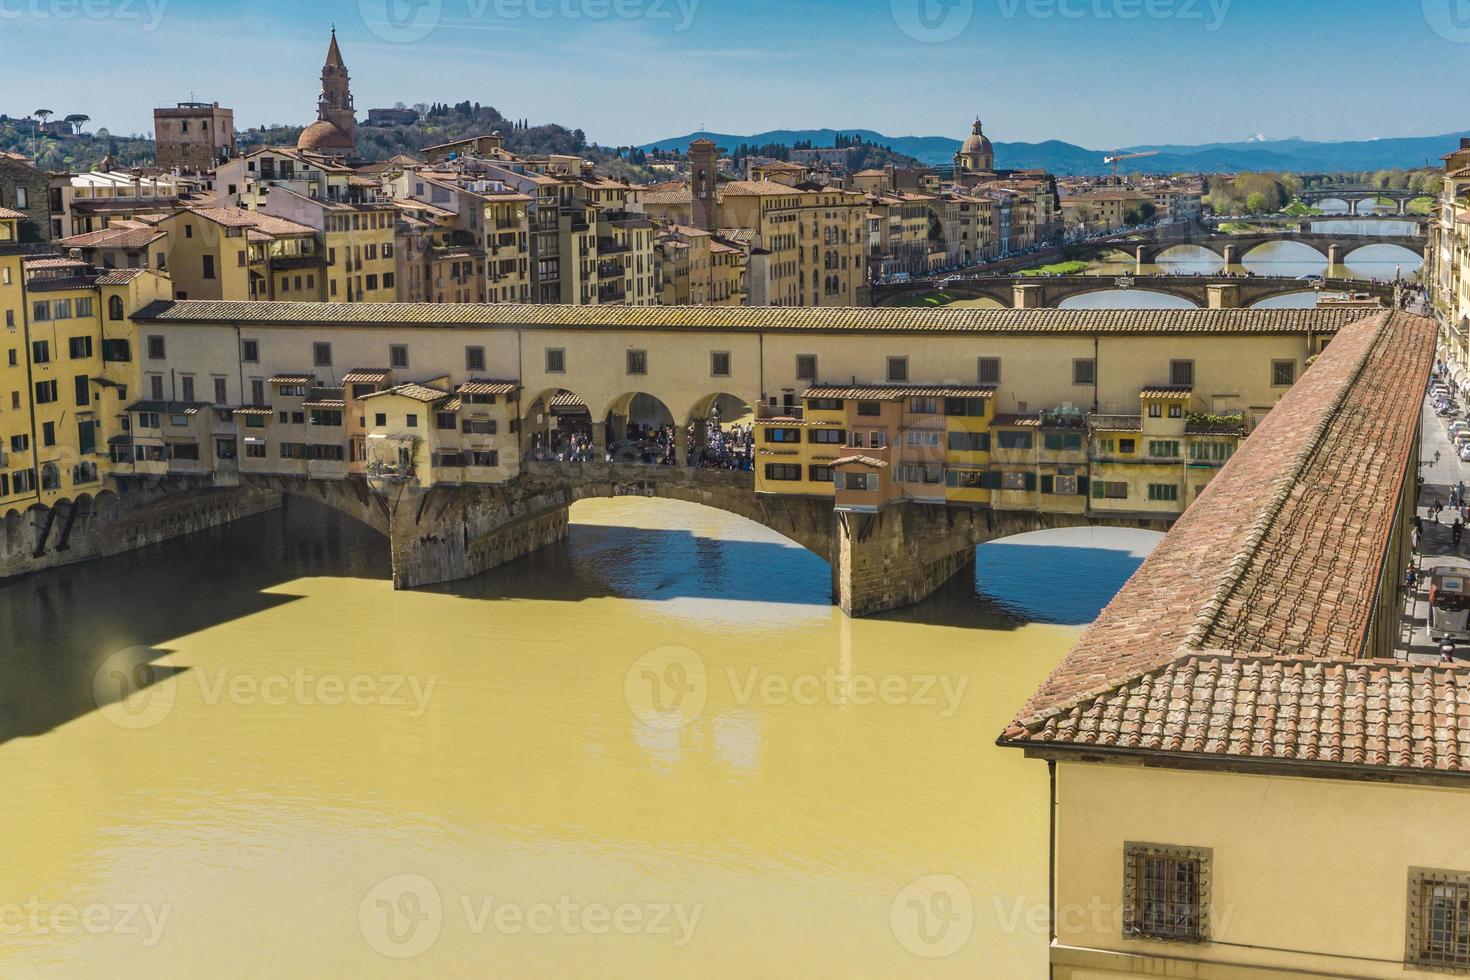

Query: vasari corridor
1;1;1468;977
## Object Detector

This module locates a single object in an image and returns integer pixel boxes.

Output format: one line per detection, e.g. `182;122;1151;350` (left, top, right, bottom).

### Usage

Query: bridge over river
872;274;1393;309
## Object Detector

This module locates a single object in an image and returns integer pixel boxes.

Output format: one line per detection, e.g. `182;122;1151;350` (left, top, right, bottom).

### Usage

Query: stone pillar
1398;198;1408;216
835;503;983;616
1012;283;1044;309
1207;284;1241;309
1327;244;1343;268
1134;245;1148;275
387;485;570;589
1221;244;1238;267
1298;221;1313;235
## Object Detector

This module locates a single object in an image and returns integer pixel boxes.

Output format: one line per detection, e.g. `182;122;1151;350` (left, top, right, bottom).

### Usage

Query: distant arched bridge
1126;232;1426;268
1295;186;1434;215
871;274;1393;309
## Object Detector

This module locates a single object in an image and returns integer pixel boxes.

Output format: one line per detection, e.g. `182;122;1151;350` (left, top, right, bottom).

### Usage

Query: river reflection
0;496;1160;978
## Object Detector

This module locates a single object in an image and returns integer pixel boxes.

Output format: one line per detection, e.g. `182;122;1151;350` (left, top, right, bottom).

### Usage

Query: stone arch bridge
872;274;1393;309
0;465;1171;617
1295;186;1432;215
1127;232;1426;268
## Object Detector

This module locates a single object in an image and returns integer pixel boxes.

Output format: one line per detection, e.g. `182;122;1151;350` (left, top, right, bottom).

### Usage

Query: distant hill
640;128;1470;175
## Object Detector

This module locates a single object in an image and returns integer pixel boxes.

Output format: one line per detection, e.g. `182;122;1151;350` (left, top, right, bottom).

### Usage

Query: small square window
389;344;409;369
241;339;259;363
147;336;166;360
1408;867;1470;971
1170;360;1194;388
796;354;817;381
1272;360;1295;387
978;357;1000;384
466;346;486;372
711;351;731;377
887;357;908;383
1073;358;1096;386
313;342;332;367
1123;842;1210;943
627;349;647;375
546;348;565;374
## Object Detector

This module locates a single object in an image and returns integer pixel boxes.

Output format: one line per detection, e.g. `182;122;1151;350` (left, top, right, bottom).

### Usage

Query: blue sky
1;0;1465;148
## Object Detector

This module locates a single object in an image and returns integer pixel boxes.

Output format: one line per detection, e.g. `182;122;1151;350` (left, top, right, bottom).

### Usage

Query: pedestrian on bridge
1455;520;1464;550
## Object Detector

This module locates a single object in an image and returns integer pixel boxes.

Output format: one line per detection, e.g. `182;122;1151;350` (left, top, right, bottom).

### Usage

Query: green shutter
1078;476;1090;496
1040;475;1054;494
1023;472;1037;491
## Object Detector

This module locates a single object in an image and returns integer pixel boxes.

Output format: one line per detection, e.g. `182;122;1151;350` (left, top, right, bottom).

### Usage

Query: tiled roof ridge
1177;309;1393;659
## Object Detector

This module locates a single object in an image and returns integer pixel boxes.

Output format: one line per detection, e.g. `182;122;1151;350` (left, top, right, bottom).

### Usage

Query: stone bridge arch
1052;282;1203;308
872;282;1014;308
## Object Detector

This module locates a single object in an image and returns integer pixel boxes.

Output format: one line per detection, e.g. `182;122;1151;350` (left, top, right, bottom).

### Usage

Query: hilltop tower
297;28;356;156
689;138;719;231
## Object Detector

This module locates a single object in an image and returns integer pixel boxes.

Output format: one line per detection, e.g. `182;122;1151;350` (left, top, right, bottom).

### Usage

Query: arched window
108;295;124;321
40;463;61;491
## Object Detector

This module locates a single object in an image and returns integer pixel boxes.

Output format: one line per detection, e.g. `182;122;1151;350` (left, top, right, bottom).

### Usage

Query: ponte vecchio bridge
0;302;1429;618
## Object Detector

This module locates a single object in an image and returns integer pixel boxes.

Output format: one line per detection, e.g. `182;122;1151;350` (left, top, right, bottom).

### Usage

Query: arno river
0;495;1160;976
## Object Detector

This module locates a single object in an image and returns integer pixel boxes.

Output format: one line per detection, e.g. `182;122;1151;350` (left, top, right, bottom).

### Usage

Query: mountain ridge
639;128;1470;175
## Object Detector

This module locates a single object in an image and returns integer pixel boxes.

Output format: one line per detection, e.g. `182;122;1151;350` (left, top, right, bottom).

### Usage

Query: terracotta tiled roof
999;312;1453;774
803;384;996;401
457;379;520;396
268;373;315;384
832;455;889;468
341;368;390;384
992;414;1043;427
131;301;1374;337
1140;385;1193;399
0;206;24;219
361;382;452;403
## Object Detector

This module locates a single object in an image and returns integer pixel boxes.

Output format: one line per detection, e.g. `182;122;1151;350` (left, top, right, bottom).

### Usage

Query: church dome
960;118;992;156
298;120;354;152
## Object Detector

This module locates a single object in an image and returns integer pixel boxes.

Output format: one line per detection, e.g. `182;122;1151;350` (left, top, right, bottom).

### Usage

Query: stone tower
297;28;357;155
689;138;719;231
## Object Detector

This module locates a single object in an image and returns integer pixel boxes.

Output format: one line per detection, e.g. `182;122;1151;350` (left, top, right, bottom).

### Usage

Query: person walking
1456;520;1465;550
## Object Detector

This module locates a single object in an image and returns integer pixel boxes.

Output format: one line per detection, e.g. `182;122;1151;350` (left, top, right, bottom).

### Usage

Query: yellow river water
0;497;1157;978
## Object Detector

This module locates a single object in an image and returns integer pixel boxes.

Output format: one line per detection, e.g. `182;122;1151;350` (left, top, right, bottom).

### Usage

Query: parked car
1459;443;1470;462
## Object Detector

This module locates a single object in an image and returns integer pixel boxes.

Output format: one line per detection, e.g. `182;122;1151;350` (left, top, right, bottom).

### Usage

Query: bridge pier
1221;244;1239;267
1207;284;1241;309
388;485;572;590
1327;244;1344;268
1012;283;1044;309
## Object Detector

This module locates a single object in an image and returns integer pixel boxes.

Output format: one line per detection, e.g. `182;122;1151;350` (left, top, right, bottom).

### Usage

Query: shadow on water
0;497;389;746
0;497;1157;745
873;543;1148;630
426;522;833;607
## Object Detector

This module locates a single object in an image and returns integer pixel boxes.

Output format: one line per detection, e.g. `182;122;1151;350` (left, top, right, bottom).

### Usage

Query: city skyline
0;0;1464;148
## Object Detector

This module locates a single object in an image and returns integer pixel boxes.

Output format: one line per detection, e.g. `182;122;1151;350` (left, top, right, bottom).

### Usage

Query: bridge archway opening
1342;242;1425;280
1312;197;1351;215
563;495;833;618
1151;244;1224;273
969;526;1165;626
604;391;677;465
1249;290;1320;310
1239;240;1330;276
1058;289;1199;310
523;387;598;463
685;392;756;469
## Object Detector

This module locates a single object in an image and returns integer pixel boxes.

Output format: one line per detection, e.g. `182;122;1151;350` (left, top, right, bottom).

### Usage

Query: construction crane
1103;149;1160;176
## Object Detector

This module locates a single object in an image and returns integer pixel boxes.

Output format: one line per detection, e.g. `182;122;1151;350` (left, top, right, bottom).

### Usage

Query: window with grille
626;349;647;375
978;357;1001;384
1408;868;1470;970
1272;360;1296;386
887;357;908;382
1169;360;1194;387
1073;359;1096;385
711;351;731;377
546;348;565;373
1124;843;1209;943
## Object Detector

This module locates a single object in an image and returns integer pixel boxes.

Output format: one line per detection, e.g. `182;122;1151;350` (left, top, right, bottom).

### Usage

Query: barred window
1408;868;1470;970
1124;843;1210;943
